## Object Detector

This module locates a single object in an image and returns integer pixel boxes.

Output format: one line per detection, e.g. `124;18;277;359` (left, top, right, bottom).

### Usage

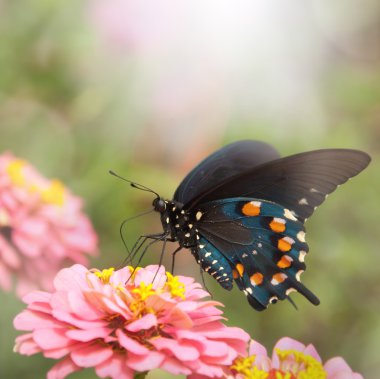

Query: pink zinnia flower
228;337;363;379
0;153;97;296
14;264;249;379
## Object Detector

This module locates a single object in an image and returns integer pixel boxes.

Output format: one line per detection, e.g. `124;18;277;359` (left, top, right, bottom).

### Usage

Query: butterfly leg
119;232;166;268
199;268;213;298
152;236;169;283
125;233;169;283
170;246;182;275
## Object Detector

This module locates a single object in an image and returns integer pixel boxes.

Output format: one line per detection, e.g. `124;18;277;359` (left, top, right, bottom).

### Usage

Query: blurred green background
1;1;379;378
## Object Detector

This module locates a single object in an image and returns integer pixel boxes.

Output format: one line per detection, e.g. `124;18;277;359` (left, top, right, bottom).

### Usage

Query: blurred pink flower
14;264;250;379
228;337;363;379
0;153;97;297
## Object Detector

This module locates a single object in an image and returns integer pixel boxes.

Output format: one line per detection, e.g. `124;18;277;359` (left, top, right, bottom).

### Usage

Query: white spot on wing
297;231;306;243
283;236;295;245
196;211;203;221
246;287;253;295
286;288;296;296
299;198;308;205
205;252;211;257
284;209;297;221
299;251;307;262
212;260;218;264
310;188;319;193
296;270;304;282
269;296;278;304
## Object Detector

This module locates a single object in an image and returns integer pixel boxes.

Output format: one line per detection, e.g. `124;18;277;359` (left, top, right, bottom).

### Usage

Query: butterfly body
149;140;370;310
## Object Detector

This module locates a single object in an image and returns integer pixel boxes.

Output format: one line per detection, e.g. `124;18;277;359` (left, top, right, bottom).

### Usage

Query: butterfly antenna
119;209;155;257
109;170;160;198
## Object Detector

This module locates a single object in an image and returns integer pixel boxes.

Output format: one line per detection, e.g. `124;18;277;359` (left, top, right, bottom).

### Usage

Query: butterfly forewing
174;140;280;205
184;149;371;222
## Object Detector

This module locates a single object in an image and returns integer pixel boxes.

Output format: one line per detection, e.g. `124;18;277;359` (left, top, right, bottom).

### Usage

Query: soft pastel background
1;1;379;378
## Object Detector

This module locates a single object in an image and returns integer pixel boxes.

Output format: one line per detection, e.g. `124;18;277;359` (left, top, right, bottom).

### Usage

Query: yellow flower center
230;348;326;379
276;349;326;379
6;159;66;206
165;272;186;299
7;159;26;185
41;180;65;206
95;268;115;284
132;282;156;301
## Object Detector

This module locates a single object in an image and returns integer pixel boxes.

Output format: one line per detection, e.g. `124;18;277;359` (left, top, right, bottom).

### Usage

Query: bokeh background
1;0;380;378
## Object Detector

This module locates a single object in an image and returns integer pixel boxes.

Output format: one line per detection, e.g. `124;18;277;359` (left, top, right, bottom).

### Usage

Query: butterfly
146;140;370;310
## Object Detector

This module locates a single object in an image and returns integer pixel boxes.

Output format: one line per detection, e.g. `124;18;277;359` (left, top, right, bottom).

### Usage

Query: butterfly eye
153;198;166;213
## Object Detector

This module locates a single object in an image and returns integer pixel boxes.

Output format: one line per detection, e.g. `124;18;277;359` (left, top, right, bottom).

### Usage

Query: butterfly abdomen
194;237;233;290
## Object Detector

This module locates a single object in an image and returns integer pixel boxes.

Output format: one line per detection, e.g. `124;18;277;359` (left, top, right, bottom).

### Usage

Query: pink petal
33;328;72;350
67;290;104;320
22;290;51;305
116;330;149;355
199;339;229;358
160;356;192;375
248;340;268;357
70;343;114;367
52;308;107;330
96;354;134;379
161;305;194;328
13;232;41;257
304;343;322;361
324;357;363;379
14;334;41;355
150;337;200;360
66;327;111;342
272;337;309;367
14;310;59;330
127;351;165;371
47;357;81;379
53;265;89;291
273;336;306;352
126;313;157;332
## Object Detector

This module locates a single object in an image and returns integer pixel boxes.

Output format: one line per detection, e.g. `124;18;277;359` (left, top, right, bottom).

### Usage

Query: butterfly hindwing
193;198;319;310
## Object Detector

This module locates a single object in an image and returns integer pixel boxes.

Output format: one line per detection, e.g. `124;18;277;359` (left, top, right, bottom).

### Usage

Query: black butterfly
139;140;370;310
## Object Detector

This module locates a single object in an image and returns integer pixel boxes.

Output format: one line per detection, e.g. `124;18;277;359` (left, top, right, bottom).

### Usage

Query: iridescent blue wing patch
194;198;319;310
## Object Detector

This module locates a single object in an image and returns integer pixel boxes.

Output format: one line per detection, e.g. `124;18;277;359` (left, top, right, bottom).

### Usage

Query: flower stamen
95;268;115;284
165;272;186;299
7;159;26;185
41;180;65;206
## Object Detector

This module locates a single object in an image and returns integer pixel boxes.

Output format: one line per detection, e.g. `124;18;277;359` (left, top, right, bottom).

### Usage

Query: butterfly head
152;197;166;213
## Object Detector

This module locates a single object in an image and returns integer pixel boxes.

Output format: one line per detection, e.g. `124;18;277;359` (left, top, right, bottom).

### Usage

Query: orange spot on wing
242;201;261;216
250;272;264;286
272;273;287;284
232;269;239;279
236;263;244;277
278;237;293;252
277;255;292;269
269;219;286;233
